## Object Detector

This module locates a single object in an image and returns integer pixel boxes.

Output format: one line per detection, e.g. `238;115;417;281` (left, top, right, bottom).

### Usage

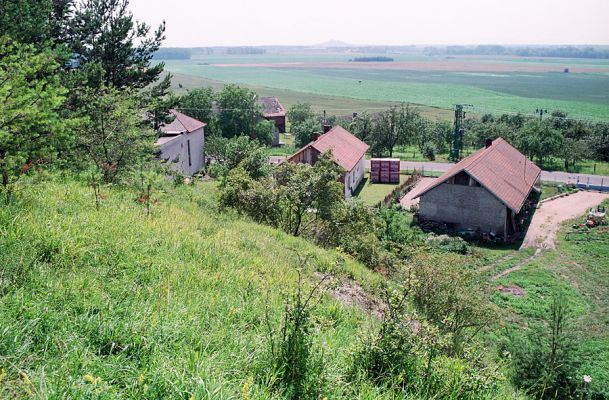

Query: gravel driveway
521;191;609;249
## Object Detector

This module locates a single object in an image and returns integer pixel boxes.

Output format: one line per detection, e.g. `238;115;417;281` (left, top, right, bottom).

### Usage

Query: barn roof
414;138;541;213
289;126;369;172
259;97;286;117
160;110;206;134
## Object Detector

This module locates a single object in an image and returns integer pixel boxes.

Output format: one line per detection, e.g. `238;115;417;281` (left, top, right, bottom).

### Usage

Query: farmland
164;53;609;121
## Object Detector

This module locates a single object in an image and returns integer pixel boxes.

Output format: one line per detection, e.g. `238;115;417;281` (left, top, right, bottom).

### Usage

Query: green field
163;54;609;121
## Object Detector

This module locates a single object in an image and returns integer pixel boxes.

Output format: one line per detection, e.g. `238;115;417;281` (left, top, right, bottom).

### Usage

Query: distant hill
315;39;352;48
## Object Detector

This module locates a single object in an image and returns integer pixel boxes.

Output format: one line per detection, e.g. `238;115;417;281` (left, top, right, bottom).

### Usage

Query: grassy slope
491;201;609;396
0;178;386;398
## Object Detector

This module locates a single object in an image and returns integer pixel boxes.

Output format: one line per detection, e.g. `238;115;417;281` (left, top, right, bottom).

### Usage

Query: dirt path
399;177;436;209
521;191;609;250
491;249;542;281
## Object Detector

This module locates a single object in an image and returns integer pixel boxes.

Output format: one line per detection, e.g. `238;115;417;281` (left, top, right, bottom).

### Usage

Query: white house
287;126;369;198
156;110;206;176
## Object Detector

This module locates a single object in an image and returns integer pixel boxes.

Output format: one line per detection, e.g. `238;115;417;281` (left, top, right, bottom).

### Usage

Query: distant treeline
424;45;609;59
153;48;191;60
226;47;266;55
350;56;394;62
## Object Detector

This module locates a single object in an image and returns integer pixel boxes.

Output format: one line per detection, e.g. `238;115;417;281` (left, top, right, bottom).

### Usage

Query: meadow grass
0;177;386;398
354;174;409;206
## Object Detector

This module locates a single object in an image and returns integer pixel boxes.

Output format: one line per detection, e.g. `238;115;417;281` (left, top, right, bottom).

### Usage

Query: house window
187;139;192;167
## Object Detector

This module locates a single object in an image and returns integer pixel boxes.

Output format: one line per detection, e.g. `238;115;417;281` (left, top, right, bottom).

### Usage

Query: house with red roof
414;138;541;238
156;110;206;176
287;126;369;198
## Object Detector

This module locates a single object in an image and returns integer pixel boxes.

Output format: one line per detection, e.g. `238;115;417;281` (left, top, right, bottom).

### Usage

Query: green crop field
163;53;609;121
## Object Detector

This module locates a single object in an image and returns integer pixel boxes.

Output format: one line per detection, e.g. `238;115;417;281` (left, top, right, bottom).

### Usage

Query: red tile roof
415;138;541;212
289;126;369;172
259;97;286;117
160;110;206;134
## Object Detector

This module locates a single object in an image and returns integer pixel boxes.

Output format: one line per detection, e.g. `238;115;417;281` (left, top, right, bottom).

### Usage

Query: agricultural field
164;53;609;121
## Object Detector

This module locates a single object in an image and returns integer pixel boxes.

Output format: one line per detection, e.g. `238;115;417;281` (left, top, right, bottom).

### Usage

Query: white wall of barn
157;127;205;176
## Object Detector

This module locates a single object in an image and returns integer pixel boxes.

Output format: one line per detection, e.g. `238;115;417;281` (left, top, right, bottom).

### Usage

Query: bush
425;234;469;254
504;294;581;399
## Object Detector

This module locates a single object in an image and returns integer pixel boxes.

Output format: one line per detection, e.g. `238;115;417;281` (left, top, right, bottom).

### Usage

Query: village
3;0;609;397
156;96;609;249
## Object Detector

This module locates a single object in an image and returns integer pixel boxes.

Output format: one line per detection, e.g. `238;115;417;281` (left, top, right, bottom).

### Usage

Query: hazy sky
129;0;609;47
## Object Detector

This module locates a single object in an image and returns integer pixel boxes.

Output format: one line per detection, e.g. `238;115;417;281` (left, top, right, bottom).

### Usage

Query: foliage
265;257;328;399
369;104;422;157
217;84;260;138
73;86;155;183
0;38;67;195
175;87;219;135
292;117;321;148
254;119;275;146
287;102;315;127
70;0;166;89
206;136;269;181
349;282;504;399
412;253;496;355
349;112;375;143
425;234;469;254
504;294;581;399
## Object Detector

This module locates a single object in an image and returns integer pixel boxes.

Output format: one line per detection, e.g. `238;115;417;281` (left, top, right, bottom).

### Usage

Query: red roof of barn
160;110;206;134
289;126;369;172
414;138;541;212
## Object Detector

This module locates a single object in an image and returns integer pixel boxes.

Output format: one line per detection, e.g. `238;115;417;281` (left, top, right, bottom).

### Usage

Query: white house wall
158;127;205;176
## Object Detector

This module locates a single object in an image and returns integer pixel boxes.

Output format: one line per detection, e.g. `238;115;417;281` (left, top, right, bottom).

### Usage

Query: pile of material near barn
370;158;400;183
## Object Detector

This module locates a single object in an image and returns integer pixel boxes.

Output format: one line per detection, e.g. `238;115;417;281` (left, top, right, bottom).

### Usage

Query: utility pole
449;104;471;162
251;94;257;140
535;108;548;120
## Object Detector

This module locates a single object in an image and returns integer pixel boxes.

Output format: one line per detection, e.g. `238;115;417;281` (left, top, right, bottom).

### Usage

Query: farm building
259;97;286;146
287;126;369;198
156;110;206;177
414;138;541;238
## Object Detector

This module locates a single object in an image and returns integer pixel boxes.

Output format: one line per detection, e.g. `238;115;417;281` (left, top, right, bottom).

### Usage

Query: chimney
311;132;321;142
485;139;493;148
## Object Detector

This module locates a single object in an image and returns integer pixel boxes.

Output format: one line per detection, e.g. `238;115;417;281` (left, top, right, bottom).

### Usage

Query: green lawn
354;173;409;205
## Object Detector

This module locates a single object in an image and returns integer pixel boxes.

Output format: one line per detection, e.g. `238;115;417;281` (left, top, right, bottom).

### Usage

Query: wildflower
84;373;96;384
143;384;149;392
138;374;145;384
583;375;592;384
20;372;31;385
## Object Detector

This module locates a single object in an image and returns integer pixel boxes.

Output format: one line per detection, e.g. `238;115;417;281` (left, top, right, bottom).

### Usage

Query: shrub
425;234;469;254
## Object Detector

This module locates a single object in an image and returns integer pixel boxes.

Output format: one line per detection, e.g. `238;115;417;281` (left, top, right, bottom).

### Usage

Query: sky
129;0;609;47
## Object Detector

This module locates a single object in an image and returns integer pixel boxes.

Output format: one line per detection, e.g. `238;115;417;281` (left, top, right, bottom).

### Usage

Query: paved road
364;160;609;187
270;156;609;186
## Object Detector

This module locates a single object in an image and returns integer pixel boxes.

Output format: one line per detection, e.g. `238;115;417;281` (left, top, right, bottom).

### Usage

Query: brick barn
259;97;286;146
287;126;369;198
156;110;206;176
414;138;541;238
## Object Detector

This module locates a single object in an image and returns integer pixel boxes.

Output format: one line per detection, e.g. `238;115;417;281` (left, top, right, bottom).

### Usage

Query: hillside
2;177;521;399
0;177;384;398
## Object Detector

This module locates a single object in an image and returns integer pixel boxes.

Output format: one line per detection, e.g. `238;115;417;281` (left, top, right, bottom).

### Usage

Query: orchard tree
292;118;321;148
349;112;374;142
0;39;66;196
371;104;422;157
70;0;166;89
75;86;155;183
287;102;315;127
176;87;218;135
217;84;260;138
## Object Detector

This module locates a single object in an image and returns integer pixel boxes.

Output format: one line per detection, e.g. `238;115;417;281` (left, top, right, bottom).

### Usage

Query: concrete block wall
419;183;506;234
